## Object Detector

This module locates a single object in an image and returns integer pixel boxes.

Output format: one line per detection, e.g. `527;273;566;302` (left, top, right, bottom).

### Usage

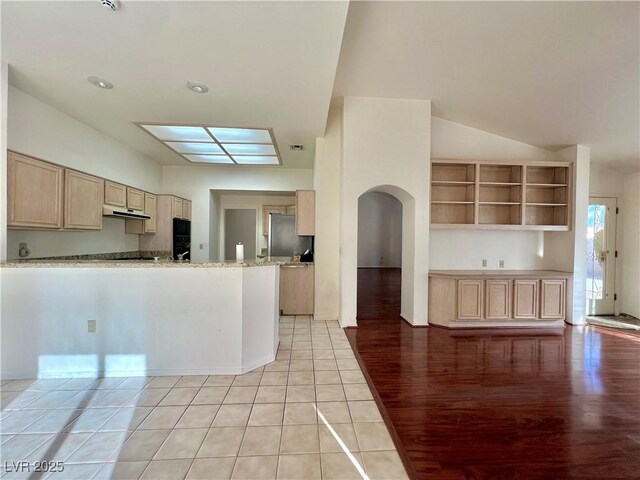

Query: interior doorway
224;209;257;261
586;197;617;315
356;191;403;320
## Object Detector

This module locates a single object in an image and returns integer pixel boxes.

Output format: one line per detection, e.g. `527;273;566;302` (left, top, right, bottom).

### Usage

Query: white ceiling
1;1;349;168
333;1;640;173
3;1;638;173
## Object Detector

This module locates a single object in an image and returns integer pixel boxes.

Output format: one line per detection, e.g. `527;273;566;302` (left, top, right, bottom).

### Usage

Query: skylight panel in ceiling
137;123;281;166
207;127;272;144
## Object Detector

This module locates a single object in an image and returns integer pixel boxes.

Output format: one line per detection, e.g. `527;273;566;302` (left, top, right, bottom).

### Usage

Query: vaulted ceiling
2;1;638;172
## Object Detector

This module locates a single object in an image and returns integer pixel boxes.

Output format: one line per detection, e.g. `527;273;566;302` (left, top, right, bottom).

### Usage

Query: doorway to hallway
356;191;402;322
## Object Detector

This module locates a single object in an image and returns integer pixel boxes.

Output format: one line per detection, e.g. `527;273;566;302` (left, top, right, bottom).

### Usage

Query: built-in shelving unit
430;160;571;230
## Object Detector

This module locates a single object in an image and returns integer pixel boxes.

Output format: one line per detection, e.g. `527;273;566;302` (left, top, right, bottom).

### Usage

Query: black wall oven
173;218;191;260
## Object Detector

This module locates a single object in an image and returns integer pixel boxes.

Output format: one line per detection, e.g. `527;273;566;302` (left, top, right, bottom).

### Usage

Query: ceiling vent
290;144;304;151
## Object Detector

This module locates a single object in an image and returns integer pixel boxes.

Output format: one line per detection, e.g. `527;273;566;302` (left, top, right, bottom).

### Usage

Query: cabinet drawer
457;280;483;319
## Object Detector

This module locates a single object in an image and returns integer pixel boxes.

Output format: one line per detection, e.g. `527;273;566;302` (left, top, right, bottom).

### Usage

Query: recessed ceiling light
88;76;113;89
165;142;224;154
100;0;119;11
187;82;209;94
140;125;211;142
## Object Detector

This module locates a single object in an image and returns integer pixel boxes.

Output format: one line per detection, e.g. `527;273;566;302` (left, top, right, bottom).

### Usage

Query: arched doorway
357;191;403;321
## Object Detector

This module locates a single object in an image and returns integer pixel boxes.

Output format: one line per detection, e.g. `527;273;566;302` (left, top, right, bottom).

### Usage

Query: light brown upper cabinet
262;205;287;235
295;190;315;235
64;169;104;230
172;196;184;219
8;152;64;229
104;181;126;208
286;205;296;215
127;187;145;211
182;200;192;221
125;192;157;235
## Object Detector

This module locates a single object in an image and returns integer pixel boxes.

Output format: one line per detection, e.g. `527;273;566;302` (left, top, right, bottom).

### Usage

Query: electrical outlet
482;259;487;267
88;320;97;333
499;260;505;268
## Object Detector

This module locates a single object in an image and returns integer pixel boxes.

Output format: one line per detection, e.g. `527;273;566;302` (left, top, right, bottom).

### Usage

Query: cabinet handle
281;264;309;268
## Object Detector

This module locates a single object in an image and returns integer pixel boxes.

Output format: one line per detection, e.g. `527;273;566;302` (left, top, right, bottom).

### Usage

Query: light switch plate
88;320;97;333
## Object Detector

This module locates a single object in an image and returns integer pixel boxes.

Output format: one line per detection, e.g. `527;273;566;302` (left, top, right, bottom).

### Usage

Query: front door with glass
586;197;617;315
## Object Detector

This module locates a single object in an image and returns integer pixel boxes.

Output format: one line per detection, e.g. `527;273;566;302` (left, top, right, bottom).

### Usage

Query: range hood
102;205;151;220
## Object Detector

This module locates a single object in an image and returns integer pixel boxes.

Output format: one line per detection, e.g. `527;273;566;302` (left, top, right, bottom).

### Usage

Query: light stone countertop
0;258;304;268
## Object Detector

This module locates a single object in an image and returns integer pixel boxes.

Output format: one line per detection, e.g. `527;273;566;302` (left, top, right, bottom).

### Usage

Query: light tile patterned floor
0;317;407;479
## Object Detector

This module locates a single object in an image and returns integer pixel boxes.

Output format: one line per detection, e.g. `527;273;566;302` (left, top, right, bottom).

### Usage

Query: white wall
162;166;313;263
589;163;625;315
621;172;640;318
358;192;402;267
0;63;8;262
313;105;342;320
341;97;431;326
6;87;162;259
429;117;554;270
8;219;140;260
544;145;591;324
217;193;295;260
1;265;279;378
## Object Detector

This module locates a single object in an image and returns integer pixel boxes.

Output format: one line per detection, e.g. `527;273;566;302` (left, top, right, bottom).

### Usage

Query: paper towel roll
236;243;244;262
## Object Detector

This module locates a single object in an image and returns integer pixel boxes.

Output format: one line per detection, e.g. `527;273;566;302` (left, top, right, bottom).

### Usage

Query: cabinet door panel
172;197;183;219
295;190;315;235
280;264;314;315
104;181;126;208
127;188;145;211
541;279;566;319
514;280;538;319
64;170;103;230
182;200;192;221
485;280;511;319
457;280;483;319
8;153;63;229
144;193;157;233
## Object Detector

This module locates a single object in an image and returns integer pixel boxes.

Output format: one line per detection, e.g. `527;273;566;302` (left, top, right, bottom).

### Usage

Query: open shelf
479;204;521;225
430;160;571;230
431;203;474;225
432;163;475;183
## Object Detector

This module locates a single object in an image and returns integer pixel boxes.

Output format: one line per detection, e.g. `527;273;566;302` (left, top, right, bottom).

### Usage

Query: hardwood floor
348;268;640;479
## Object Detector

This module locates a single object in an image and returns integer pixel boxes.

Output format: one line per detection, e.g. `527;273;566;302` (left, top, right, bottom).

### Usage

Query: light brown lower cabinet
64;169;104;230
540;279;566;319
280;264;314;315
485;279;511;319
457;280;483;319
429;271;570;327
513;280;538;319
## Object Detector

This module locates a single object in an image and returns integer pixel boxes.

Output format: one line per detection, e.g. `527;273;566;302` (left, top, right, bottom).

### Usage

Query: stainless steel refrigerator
268;214;313;257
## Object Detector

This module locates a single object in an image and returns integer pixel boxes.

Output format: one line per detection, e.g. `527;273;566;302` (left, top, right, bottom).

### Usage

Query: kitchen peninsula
0;260;280;379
